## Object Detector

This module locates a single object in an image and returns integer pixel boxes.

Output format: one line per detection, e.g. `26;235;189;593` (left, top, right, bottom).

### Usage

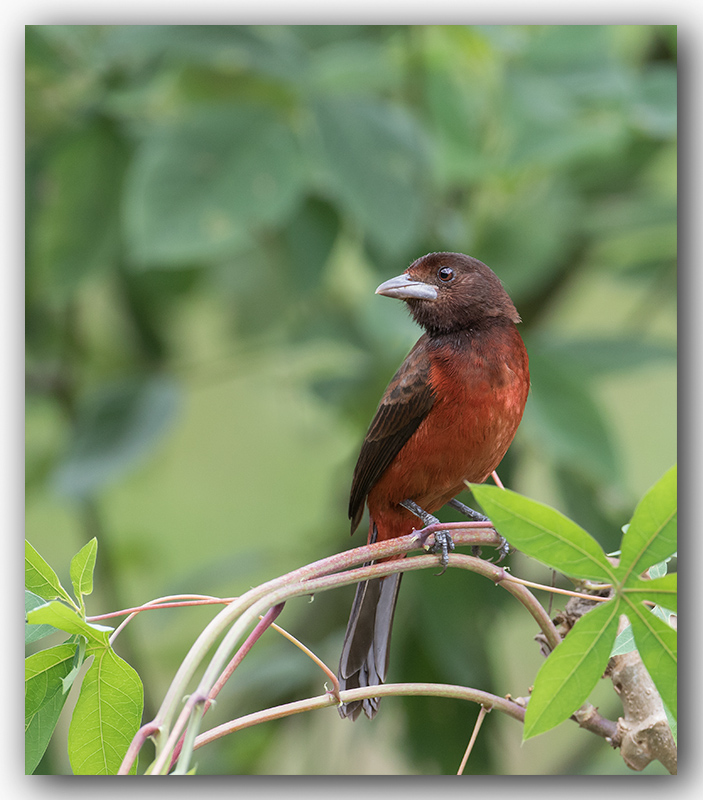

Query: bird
337;251;530;721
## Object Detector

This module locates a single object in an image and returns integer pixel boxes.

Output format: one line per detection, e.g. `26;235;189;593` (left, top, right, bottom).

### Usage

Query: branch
609;616;677;774
118;527;558;775
191;683;525;752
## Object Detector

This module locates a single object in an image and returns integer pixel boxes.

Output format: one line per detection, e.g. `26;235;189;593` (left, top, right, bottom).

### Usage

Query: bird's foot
494;535;510;562
428;530;455;575
448;498;510;562
400;499;454;575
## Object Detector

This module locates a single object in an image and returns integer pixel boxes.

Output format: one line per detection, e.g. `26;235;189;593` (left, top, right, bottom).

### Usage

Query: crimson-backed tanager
338;252;530;721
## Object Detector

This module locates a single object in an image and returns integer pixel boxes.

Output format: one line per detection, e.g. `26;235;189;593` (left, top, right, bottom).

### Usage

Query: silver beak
375;274;438;301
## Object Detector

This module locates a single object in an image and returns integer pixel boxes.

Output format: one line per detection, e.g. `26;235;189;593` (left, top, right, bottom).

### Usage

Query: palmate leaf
472;466;677;739
469;484;615;581
523;597;621;740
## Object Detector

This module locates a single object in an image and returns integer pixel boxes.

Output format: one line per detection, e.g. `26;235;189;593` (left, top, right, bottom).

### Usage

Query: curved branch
192;682;526;752
121;528;553;775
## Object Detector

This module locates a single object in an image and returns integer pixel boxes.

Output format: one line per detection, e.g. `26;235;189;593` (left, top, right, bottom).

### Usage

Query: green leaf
281;195;340;291
68;646;144;775
124;105;305;267
70;537;98;608
524;597;621;739
30;119;127;297
25;643;78;774
25;540;74;606
618;464;677;582
626;602;677;719
623;573;677;613
469;484;614;581
27;601;111;645
52;375;180;499
522;353;619;483
25;590;61;644
312;95;430;254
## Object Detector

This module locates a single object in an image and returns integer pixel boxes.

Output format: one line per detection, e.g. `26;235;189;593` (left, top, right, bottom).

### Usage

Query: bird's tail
337;570;403;720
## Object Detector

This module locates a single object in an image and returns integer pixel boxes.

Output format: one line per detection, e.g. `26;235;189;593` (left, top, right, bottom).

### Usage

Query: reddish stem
168;603;285;770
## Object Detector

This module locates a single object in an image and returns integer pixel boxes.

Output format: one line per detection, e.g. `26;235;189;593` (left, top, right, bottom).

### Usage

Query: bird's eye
438;266;454;283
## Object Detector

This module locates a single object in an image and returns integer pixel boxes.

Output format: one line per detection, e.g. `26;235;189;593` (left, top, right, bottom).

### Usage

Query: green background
25;24;676;775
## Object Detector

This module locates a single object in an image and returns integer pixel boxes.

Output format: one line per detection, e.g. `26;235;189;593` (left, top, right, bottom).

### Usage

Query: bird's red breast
363;324;529;543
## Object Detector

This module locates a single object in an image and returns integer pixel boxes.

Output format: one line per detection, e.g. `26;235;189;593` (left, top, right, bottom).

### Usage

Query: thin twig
502;574;612;603
267;620;341;700
89;595;233;622
457;706;489;775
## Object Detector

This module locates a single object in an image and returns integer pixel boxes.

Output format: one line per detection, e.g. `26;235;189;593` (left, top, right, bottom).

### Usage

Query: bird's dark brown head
376;252;520;336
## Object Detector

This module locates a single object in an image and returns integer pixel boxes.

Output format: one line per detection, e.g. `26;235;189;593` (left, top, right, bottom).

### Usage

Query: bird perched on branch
338;252;530;721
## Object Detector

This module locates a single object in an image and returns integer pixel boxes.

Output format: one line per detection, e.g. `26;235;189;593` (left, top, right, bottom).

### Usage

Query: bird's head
375;252;520;336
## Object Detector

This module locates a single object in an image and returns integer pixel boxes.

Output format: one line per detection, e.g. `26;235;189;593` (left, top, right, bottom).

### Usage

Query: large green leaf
124;105;305;266
469;484;614;581
312;95;430;254
52;376;180;499
27;601;111;645
25;643;78;774
68;646;144;775
524;597;621;739
30;119;127;296
618;464;677;582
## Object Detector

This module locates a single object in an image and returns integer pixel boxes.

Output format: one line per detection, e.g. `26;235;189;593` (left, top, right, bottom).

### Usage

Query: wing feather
349;337;436;532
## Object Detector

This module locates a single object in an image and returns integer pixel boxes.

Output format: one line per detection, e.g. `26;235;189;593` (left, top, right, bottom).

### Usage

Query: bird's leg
400;499;455;574
448;497;510;561
447;497;489;523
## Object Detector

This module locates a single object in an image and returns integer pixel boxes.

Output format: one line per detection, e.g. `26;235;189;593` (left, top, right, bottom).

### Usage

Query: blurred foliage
25;24;676;775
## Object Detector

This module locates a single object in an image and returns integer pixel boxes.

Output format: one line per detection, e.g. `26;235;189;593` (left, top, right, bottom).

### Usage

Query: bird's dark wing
349;337;436;533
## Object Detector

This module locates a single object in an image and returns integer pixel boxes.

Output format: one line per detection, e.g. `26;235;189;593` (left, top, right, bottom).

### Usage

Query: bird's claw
429;531;455;575
471;535;510;562
495;535;510;562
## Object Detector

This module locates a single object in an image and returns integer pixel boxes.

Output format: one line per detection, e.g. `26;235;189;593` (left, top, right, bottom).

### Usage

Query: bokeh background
25;24;676;775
